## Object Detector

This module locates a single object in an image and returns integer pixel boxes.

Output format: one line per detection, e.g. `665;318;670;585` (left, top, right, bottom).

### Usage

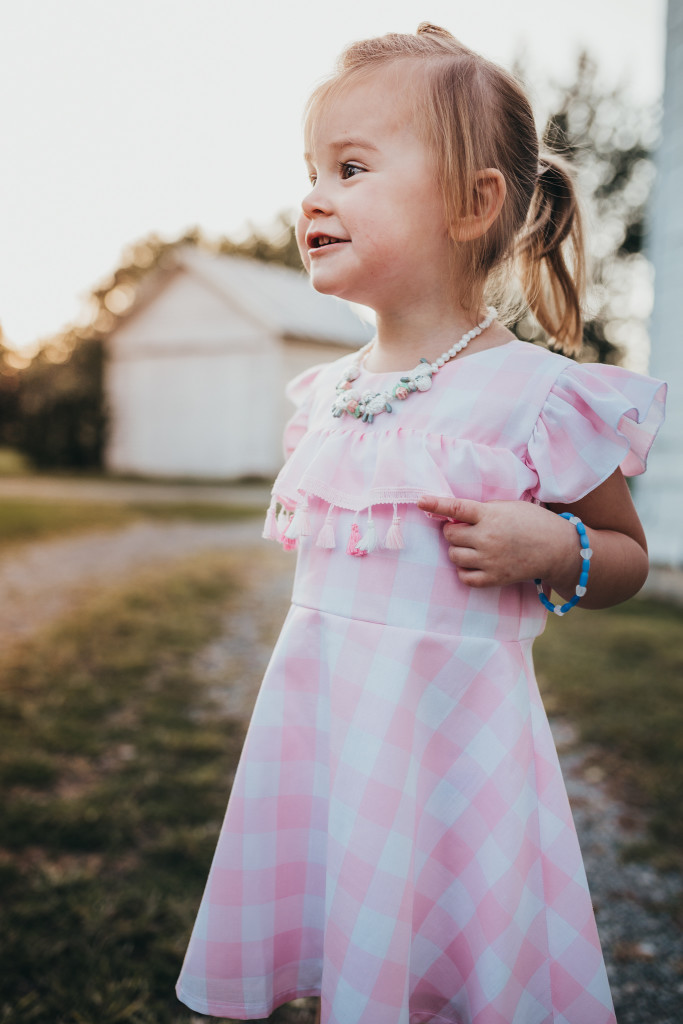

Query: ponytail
517;153;586;355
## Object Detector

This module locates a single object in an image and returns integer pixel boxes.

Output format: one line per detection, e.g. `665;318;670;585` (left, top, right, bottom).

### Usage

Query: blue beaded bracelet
534;513;592;616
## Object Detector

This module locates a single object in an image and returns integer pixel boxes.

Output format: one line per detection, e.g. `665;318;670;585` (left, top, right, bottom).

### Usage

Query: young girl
177;24;666;1024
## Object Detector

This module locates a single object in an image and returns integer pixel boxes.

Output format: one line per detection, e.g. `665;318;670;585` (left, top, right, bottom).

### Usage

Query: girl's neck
365;302;509;373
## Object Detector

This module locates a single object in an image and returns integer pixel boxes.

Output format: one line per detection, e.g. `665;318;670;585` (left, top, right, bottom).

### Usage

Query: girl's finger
443;522;477;546
456;567;491;588
418;495;483;524
447;545;481;569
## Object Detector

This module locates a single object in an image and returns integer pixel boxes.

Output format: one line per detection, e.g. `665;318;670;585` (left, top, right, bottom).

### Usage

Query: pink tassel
262;499;280;541
347;519;367;557
356;506;377;553
282;534;298;551
316;505;336;549
285;494;311;539
383;503;405;550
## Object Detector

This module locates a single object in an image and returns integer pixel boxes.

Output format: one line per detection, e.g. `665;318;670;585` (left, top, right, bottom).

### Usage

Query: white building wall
107;348;281;477
636;0;683;565
104;261;364;479
105;272;281;477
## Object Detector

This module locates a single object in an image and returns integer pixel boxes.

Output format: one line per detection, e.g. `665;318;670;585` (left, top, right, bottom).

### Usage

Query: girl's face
297;69;453;314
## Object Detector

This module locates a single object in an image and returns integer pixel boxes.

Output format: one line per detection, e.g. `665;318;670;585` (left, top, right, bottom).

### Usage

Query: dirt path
0;518;269;647
0;474;272;506
2;517;681;1021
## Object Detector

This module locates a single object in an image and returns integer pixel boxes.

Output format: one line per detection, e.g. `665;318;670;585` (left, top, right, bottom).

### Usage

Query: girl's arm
417;468;649;610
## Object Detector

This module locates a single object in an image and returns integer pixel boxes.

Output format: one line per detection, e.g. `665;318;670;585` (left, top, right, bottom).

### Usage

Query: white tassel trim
316;504;336;548
383;503;405;550
356;506;378;553
262;499;280;541
285;494;311;539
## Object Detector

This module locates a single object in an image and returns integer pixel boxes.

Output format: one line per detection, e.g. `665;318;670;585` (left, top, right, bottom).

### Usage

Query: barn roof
169;245;375;347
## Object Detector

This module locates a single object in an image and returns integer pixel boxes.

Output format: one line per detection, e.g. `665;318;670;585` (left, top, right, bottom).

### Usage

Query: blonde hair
304;23;586;355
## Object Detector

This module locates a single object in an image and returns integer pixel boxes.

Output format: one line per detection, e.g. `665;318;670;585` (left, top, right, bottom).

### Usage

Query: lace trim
271;477;451;513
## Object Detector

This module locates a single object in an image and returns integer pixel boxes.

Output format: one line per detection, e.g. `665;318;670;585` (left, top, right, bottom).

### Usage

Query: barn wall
106;341;282;478
111;270;263;353
105;265;363;479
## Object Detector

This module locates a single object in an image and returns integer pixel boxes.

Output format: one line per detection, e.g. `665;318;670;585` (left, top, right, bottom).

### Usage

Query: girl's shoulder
285;352;358;409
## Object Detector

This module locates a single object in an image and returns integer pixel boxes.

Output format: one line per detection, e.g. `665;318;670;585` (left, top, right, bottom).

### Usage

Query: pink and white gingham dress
176;340;665;1024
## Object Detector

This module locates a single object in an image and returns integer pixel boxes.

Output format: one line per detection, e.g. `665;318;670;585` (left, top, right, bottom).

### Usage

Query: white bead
576;585;587;597
437;357;445;366
553;606;565;616
581;547;594;559
568;515;580;525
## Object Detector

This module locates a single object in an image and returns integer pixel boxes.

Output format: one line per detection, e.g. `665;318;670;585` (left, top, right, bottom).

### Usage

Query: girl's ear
451;169;506;242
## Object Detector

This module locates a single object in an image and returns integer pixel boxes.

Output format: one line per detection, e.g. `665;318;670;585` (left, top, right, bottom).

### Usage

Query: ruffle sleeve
525;360;667;504
282;363;329;461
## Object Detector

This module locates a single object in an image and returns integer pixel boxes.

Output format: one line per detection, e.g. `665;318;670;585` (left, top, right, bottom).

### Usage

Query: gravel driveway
1;511;680;1022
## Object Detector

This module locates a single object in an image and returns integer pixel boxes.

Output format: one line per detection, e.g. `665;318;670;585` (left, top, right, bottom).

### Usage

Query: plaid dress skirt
176;341;665;1024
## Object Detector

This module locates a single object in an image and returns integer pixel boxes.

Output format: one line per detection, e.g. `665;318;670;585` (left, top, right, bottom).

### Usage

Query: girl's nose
301;181;332;219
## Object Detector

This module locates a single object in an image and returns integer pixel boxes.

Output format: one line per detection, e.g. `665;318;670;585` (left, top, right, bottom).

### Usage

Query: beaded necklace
332;307;497;422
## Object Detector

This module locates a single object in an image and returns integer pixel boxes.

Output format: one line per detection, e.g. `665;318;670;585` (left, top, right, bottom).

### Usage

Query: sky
0;0;668;354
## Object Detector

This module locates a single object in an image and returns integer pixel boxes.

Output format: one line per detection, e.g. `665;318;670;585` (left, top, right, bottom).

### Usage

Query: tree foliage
513;51;658;363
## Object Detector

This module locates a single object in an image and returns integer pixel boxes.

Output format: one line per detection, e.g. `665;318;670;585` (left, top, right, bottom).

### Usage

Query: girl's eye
308;173;317;186
340;163;363;180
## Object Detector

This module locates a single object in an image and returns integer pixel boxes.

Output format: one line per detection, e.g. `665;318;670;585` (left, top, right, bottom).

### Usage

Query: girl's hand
418;470;650;608
417;495;574;589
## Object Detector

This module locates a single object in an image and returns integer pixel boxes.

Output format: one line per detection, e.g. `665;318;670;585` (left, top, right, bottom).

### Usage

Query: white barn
104;246;373;479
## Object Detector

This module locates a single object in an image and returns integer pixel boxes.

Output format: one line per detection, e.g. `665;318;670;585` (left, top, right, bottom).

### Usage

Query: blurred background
0;2;681;1023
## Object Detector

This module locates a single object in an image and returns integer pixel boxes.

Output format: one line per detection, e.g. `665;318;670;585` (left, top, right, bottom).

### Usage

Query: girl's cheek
296;212;311;272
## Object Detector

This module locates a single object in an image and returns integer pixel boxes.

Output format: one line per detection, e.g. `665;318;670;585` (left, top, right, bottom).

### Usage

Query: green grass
0;497;263;550
534;596;683;869
0;447;32;476
0;551;313;1024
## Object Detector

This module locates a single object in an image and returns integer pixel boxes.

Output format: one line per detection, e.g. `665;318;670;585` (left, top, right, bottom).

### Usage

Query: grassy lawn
534;596;683;870
0;497;263;551
0;549;681;1022
0;448;33;477
0;551;312;1024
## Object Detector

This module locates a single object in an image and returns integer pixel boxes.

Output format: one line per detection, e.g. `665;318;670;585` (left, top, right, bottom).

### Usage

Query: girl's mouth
310;235;348;249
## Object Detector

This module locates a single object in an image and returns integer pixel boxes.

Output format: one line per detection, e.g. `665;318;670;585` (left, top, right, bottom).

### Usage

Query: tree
15;337;106;469
513;51;658;365
0;325;23;449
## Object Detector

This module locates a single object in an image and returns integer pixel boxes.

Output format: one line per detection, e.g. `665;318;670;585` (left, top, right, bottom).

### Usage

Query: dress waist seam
289;599;539;643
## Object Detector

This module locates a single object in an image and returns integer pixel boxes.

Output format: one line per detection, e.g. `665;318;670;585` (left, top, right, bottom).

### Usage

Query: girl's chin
308;273;353;298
